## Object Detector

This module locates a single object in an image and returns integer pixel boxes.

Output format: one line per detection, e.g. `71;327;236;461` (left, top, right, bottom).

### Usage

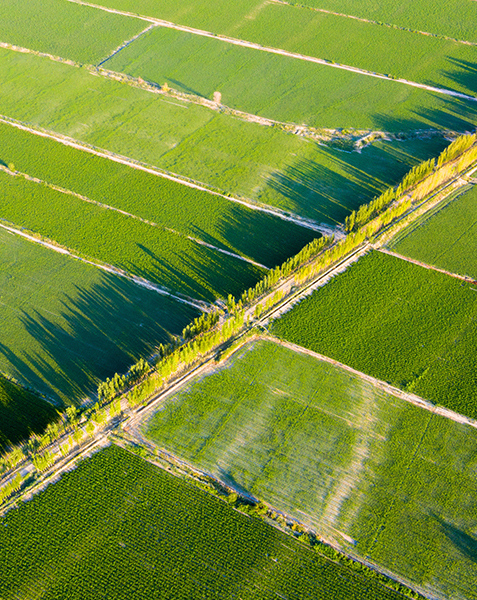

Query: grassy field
272;251;477;418
0;376;58;452
0;443;407;600
291;0;477;44
0;122;316;267
0;49;473;206
0;0;145;64
0;228;198;403
390;184;477;279
144;338;477;600
0;170;265;301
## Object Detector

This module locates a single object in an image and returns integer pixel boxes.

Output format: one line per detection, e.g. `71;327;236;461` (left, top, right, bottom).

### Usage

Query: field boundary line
0;114;328;235
263;335;477;430
66;0;477;102
272;0;477;47
377;247;477;284
0;166;269;271
98;23;156;66
0;222;211;312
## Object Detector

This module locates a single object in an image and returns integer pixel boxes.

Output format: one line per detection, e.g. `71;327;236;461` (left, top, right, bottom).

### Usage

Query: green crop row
0;444;407;599
272;250;477;418
0;0;145;64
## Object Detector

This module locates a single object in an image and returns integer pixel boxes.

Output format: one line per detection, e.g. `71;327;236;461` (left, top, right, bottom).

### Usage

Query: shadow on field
442;58;477;97
433;513;477;564
0;273;198;407
217;466;258;503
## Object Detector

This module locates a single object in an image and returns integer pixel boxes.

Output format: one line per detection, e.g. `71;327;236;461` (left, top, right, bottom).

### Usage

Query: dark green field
0;444;406;600
272;251;477;418
0;376;58;452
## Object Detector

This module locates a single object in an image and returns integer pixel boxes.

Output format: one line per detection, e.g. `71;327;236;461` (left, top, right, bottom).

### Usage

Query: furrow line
66;0;477;101
0;222;211;312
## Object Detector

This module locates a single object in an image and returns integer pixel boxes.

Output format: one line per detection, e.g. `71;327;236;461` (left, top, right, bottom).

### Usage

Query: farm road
67;0;477;102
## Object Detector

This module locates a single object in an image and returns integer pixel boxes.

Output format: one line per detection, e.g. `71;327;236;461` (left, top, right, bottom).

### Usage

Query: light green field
0;121;316;267
291;0;477;44
144;338;477;600
0;0;145;64
0;228;198;403
0;49;472;210
390;184;477;279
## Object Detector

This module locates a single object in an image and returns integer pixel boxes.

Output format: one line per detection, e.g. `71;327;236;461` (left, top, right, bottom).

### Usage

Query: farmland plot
0;228;198;403
389;184;477;279
0;376;58;452
272;251;477;418
0;170;265;302
0;49;473;206
289;0;477;44
144;338;477;600
108;22;476;127
0;444;406;600
0;122;317;267
0;0;145;64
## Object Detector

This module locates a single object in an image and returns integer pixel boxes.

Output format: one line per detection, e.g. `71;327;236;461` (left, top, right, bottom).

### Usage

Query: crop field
272;251;477;418
0;444;406;600
0;122;316;266
0;49;473;202
107;22;475;124
0;376;58;452
0;170;266;302
144;338;477;600
290;0;477;44
0;0;145;64
0;227;198;403
389;184;477;280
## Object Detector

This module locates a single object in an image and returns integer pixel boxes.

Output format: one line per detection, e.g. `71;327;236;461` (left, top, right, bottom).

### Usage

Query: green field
0;376;58;452
390;184;477;279
0;122;316;266
0;48;472;207
108;19;476;121
0;228;198;403
144;338;477;600
291;0;477;44
0;0;145;64
0;444;407;600
272;251;477;418
0;170;265;301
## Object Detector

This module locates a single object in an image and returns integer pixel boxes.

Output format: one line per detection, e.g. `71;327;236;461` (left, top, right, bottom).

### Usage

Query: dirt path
378;247;477;284
0;221;211;312
66;0;477;102
272;0;477;47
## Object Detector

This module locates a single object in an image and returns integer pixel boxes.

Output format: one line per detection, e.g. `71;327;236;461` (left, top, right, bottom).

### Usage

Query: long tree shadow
432;513;477;564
